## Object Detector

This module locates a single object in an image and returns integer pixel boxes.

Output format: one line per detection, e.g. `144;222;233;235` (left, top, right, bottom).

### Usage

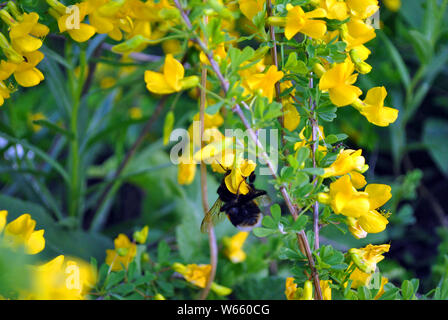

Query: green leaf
32;119;74;140
401;280;415;300
262;215;276;228
379;31;411;90
290;215;308;232
270;204;282;223
422;118;448;175
105;271;126;290
253;227;276;238
157;240;171;265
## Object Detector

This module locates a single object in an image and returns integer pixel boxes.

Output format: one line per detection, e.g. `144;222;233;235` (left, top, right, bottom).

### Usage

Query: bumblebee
200;170;270;232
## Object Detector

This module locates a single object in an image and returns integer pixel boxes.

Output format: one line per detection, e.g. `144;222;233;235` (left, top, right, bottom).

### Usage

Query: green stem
68;43;87;221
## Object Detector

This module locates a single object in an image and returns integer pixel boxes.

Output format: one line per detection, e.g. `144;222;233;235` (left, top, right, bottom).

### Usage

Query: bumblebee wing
200;198;226;233
253;194;271;209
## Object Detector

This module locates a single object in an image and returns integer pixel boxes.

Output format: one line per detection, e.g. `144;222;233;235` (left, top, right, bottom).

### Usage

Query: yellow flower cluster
46;0;176;51
0;211;95;300
0;3;48;106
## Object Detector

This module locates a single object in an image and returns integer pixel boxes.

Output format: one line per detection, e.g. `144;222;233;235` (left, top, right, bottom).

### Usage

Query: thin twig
198;17;218;299
173;0;322;299
309;77;320;252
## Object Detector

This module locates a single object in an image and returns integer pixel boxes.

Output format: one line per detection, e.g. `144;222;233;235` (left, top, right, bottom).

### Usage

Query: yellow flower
224;159;256;195
383;0;401;12
341;18;376;50
172;262;232;296
223;231;249;263
284;4;327;40
285;278;314;300
294;125;327;154
8;12;49;53
322;149;366;178
326;175;370;218
319;58;362;107
0;81;11;106
192;112;224;129
347;265;371;288
246;65;284;103
346;216;368;239
320;280;332;300
199;43;227;66
173;263;210;288
283;103;301;132
319;0;349;20
30;255;96;300
99;76;116;89
354;87;399;127
145;54;199;95
13;51;45;87
2;212;45;255
129;107;143;120
349;244;390;274
133;225;149;244
0;210;7;232
346;0;379;19
285;277;298;300
358;184;392;233
374;277;389;299
56;2;96;42
192;125;235;173
105;233;137;271
178;157;197;185
239;0;265;21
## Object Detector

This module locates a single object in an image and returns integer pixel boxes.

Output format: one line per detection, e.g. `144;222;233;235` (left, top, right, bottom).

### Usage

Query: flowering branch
173;0;322;300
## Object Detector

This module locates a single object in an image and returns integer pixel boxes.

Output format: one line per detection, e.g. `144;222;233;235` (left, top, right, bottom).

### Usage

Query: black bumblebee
200;170;270;232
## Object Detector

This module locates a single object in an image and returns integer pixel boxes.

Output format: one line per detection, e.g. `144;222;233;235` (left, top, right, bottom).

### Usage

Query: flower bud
267;16;286;27
210;282;232;296
46;0;67;15
172;262;187;275
180;76;200;91
154;293;166;300
313;63;326;78
317;192;330;204
301;281;313;300
112;35;149;53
